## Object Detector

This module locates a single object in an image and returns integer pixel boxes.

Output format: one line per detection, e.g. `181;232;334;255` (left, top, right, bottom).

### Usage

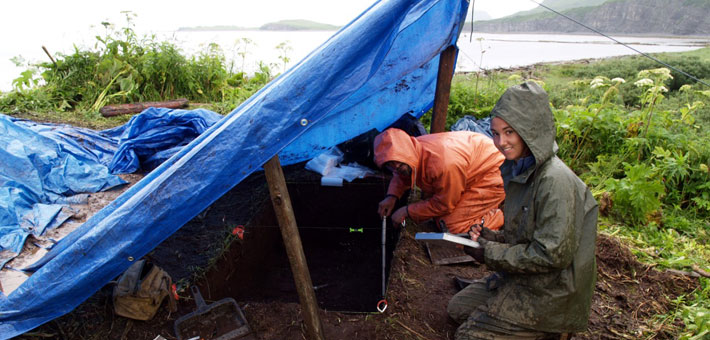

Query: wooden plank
263;155;326;340
99;98;189;117
430;45;457;133
425;242;474;266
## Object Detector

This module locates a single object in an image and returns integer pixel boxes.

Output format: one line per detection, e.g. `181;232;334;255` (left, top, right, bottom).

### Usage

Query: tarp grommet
127;256;134;261
300;118;309;126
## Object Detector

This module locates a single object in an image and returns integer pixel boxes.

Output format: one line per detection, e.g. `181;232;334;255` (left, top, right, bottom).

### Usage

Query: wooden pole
41;46;57;68
263;155;326;340
430;45;457;133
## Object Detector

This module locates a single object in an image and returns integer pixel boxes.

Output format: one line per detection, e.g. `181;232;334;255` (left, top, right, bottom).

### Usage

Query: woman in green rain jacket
448;81;598;339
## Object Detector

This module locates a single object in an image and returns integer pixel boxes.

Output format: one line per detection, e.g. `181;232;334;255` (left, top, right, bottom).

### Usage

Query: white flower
611;78;625;84
634;78;654;87
590;77;607;89
649;67;673;79
638;68;673;80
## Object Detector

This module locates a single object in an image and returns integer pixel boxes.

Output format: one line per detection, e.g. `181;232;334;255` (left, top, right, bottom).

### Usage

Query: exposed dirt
15;166;702;340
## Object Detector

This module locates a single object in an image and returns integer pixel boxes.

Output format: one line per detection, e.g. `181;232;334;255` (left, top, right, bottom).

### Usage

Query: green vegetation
1;14;709;337
0;12;277;128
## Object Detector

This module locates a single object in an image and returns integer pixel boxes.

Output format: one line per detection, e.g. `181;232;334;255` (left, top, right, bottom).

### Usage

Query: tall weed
0;12;282;118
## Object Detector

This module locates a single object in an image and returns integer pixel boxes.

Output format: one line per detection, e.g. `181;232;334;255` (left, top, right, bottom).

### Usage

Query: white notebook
414;232;480;248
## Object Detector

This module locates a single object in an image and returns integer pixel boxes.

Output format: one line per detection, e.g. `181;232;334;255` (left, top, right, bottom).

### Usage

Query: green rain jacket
485;81;598;333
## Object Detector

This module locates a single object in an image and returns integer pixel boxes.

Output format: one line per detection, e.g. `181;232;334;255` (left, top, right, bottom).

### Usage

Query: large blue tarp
0;0;468;337
0;115;126;268
0;108;223;271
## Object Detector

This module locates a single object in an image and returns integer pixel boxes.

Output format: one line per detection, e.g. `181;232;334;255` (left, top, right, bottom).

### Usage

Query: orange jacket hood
373;128;421;172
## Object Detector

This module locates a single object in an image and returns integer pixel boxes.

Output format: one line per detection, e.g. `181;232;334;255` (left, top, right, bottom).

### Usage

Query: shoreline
466;30;710;40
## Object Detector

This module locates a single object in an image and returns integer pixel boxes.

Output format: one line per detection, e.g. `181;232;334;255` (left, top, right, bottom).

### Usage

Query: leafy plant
603;162;665;224
0;12;277;118
275;41;293;73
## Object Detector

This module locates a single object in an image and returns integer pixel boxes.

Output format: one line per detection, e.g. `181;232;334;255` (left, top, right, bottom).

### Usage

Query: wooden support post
430;45;457;133
263;155;326;340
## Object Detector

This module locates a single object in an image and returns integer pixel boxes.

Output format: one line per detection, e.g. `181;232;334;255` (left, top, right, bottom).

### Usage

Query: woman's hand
468;225;482;241
469;224;504;242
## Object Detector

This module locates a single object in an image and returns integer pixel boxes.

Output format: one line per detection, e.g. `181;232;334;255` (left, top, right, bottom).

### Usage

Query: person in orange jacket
374;128;505;234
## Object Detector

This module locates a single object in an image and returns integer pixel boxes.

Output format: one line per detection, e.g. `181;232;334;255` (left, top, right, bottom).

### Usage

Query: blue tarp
0;115;126;268
0;0;468;337
0;108;223;271
104;108;223;174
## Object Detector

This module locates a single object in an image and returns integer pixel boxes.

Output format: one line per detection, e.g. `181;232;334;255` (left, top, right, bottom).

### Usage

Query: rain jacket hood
491;81;556;171
374;128;421;178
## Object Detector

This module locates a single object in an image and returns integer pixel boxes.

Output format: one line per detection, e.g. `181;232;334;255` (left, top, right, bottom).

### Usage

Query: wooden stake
263;155;325;340
430;45;457;134
41;46;57;68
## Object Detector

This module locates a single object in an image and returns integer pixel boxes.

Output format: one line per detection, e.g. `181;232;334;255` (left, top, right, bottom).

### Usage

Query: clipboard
414;232;480;248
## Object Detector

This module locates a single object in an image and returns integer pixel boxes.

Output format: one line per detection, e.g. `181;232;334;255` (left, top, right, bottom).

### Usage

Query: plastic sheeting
104;107;223;174
450;115;493;137
0;108;223;272
0;114;126;268
0;0;468;337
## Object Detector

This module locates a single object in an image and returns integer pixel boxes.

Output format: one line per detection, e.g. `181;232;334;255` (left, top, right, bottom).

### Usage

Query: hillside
470;0;710;36
510;0;609;17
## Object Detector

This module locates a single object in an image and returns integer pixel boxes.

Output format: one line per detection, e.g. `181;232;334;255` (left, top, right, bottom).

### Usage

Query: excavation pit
196;175;401;313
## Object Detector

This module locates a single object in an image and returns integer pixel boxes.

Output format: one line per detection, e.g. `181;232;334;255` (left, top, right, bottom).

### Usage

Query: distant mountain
470;0;710;36
178;19;339;32
474;11;492;21
177;25;250;32
260;20;339;31
467;9;492;22
510;0;609;17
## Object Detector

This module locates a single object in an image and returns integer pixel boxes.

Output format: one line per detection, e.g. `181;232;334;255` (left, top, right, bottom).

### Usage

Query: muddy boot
454;276;475;291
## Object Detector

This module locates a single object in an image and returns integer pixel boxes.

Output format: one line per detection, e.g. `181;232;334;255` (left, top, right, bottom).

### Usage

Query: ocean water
1;29;707;92
456;32;708;71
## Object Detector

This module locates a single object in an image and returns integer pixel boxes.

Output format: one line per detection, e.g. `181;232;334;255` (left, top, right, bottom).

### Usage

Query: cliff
470;0;710;36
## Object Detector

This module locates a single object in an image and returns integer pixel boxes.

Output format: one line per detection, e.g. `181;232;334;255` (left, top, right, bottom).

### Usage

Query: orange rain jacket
374;128;505;233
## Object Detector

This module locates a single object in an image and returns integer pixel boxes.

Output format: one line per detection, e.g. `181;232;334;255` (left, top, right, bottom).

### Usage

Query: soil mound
588;234;699;339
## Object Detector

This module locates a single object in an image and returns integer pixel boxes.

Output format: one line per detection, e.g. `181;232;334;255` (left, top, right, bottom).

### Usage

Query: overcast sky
0;0;539;91
2;0;537;34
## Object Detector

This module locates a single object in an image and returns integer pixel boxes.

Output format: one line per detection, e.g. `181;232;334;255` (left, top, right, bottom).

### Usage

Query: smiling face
490;117;531;161
384;161;412;177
